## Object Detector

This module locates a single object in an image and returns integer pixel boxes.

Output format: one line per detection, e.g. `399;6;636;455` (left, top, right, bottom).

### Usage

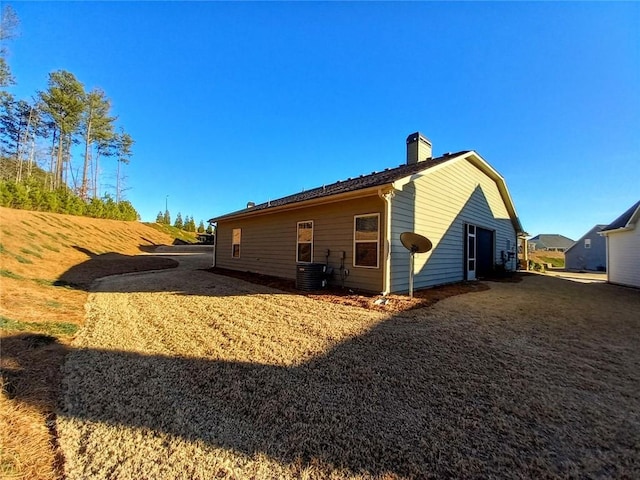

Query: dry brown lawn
47;262;639;479
0;207;178;480
2;207;639;478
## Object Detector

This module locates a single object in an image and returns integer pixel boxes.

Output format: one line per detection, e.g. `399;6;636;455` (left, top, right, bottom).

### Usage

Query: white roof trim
392;151;524;233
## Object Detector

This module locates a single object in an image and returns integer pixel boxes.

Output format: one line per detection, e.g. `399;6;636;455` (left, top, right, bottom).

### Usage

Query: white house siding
390;158;517;292
607;227;640;288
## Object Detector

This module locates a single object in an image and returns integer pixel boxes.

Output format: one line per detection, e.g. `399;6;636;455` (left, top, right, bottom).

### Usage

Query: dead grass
3;206;638;478
0;207;179;480
53;266;640;479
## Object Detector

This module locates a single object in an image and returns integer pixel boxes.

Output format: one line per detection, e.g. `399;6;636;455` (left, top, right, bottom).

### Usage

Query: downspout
379;189;395;295
211;222;217;268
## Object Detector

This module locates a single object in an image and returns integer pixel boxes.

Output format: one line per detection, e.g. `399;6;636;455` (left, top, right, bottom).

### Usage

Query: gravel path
57;253;640;479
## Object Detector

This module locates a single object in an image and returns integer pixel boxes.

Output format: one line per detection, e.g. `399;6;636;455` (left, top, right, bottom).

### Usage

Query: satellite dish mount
399;232;433;298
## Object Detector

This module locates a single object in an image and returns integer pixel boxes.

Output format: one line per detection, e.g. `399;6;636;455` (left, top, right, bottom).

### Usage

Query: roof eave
209;185;389;223
463;151;525;234
599;225;635;236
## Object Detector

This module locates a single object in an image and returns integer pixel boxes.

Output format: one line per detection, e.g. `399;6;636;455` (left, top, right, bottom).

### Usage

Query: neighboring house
599;200;640;288
209;132;524;294
528;234;575;252
564;225;607;272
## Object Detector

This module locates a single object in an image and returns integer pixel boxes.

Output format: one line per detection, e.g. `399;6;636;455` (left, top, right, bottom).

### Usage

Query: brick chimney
406;132;432;164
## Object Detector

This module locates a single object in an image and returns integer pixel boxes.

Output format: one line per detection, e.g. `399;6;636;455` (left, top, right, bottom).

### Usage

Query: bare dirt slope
55;262;640;479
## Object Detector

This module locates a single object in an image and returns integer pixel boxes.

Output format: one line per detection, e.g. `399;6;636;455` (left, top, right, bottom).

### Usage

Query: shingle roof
209;151;469;222
529;234;575;250
601;200;640;232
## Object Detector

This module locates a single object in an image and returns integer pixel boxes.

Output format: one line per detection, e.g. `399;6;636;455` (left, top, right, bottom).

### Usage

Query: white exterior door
466;224;476;281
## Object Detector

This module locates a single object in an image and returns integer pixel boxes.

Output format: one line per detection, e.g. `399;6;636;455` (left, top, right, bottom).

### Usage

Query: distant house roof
209;151;468;222
600;200;640;233
529;234;575;250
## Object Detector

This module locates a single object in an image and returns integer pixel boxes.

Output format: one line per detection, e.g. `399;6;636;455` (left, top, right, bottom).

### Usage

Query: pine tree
39;70;85;190
81;88;115;200
163;210;170;225
186;215;196;232
0;5;18;94
197;220;205;233
174;212;183;230
156;211;164;223
115;129;133;203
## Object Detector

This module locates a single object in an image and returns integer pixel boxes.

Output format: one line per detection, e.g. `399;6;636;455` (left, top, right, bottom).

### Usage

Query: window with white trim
297;221;313;263
354;213;380;268
232;228;241;258
584;238;591;249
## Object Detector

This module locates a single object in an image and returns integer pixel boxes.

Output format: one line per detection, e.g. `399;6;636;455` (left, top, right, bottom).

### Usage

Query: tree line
156;210;212;234
0;5;137;218
0;159;139;220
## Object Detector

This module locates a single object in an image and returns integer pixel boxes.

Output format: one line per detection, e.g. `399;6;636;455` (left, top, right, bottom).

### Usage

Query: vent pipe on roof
247;202;255;208
406;132;432;164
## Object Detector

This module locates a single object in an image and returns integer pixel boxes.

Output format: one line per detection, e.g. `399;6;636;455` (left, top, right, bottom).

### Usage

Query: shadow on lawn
12;254;637;476
3;285;638;478
54;246;180;290
0;327;532;478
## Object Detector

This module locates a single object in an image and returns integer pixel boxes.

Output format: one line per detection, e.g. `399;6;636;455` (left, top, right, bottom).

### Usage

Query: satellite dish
400;232;432;254
399;232;433;298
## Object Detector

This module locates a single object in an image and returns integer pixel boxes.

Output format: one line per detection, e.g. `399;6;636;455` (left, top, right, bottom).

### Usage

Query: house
564;225;607;272
528;234;575;252
209;132;524;294
599;200;640;288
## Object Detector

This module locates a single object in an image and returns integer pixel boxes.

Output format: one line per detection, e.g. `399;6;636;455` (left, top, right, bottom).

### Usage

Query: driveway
539;269;608;284
57;255;640;479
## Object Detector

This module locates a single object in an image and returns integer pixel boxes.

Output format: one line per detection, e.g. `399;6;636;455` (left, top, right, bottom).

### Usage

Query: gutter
210;185;386;224
599;226;634;236
211;222;217;268
378;187;395;295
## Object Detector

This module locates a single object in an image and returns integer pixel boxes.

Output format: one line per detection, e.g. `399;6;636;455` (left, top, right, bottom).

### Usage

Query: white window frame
296;221;314;263
232;228;241;258
353;213;380;269
584;238;591;249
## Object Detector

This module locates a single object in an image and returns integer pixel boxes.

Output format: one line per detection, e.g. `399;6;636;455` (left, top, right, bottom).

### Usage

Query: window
232;228;241;258
354;214;380;268
584;238;591;249
297;221;313;263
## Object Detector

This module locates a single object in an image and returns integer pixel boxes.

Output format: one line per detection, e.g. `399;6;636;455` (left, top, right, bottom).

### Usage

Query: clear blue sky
6;1;639;239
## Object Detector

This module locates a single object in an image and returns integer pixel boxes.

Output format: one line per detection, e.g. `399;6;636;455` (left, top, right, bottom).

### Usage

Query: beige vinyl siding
390;158;517;292
607;227;640;288
215;195;386;292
